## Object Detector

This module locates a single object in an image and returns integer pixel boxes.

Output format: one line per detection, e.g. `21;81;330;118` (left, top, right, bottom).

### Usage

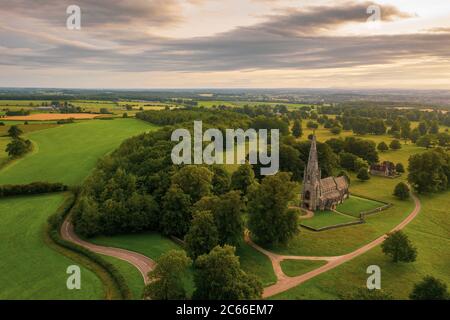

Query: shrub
0;182;68;197
410;276;449;300
389;139;402;150
381;231;417;263
357;167;370;181
393;182;410;200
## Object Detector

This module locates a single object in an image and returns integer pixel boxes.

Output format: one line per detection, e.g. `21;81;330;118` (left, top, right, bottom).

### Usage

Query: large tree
408;149;450;193
231;163;256;196
292;119;302;138
248;172;299;245
185;210;219;259
6;138;31;157
381;231;417;263
8;125;23;138
393;182;410;200
172;166;214;202
193;245;262;300
194;191;245;247
161;185;192;237
143;250;192;300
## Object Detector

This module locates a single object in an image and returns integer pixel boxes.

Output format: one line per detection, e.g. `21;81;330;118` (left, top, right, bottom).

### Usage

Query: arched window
304;191;311;200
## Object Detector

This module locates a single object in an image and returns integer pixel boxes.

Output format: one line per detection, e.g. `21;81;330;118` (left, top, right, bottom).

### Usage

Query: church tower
301;135;321;211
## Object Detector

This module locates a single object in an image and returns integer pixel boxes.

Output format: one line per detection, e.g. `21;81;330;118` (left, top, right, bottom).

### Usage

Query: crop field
0;118;157;186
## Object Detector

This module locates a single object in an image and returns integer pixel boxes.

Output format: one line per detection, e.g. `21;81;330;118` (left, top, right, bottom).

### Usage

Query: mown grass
0;119;157;186
89;232;277;295
300;211;358;230
280;260;327;277
0;194;104;299
272;191;450;300
336;195;385;217
89;232;196;298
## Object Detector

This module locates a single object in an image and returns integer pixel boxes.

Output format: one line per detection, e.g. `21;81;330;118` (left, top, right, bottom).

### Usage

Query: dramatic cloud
0;0;449;88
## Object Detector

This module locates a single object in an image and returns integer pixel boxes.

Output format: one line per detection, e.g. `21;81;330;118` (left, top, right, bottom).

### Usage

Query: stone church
301;135;349;211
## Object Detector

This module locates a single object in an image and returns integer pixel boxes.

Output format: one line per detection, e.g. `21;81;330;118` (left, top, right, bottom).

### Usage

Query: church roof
334;176;348;190
320;177;336;189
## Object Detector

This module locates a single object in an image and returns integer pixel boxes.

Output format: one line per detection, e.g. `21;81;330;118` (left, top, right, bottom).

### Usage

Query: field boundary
46;192;132;300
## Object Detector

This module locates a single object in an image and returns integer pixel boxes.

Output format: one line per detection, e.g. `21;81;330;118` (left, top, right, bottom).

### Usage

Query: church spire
306;134;319;176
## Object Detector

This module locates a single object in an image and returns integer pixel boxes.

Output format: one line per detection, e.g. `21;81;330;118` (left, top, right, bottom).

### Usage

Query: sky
1;0;450;89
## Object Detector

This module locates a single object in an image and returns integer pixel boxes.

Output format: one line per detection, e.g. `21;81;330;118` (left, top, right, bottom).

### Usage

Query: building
301;135;349;211
370;161;397;177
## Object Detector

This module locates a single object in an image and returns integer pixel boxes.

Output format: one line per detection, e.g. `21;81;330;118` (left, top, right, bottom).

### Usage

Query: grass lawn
336;195;385;217
101;255;145;300
237;243;277;287
89;232;277;295
0;194;104;299
301;211;358;230
89;232;195;298
0;118;157;186
271;191;450;300
280;260;328;277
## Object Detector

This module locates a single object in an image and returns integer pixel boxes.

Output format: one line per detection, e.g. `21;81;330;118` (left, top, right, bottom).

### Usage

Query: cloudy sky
1;0;450;89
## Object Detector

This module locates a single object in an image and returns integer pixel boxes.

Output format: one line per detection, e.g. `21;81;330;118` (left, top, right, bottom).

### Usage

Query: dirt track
61;217;155;284
247;192;421;298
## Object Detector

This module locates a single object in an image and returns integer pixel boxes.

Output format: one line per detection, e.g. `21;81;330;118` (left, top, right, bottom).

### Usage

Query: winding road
247;192;421;298
60;192;420;298
61;217;156;284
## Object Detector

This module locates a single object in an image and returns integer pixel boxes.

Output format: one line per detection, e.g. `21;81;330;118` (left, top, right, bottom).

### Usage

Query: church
301;135;349;211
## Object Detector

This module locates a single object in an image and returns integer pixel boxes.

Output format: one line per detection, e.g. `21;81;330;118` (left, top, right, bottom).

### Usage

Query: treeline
0;182;68;197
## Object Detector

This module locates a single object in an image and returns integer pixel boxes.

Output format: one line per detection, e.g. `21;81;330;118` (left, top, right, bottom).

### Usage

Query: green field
336;196;385;217
0;119;157;186
272;191;450;300
0;194;104;299
300;211;359;230
89;232;277;294
280;260;328;277
89;232;194;298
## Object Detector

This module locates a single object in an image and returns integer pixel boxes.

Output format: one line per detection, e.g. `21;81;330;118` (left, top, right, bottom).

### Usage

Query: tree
292;119;302;138
194;191;245;247
213;191;245;246
418;121;428;136
248;172;298;245
377;142;389;152
172;166;214;202
6;138;32;158
330;126;342;135
143;250;192;300
381;231;417;263
400;121;411;143
356;167;370;181
211;165;231;195
231;163;256;196
416;135;432;148
409;276;449;300
393;182;410;200
161;185;192;237
185;210;219;259
193;245;262;300
389;139;402;150
306;121;318;129
408;149;450;193
395;163;405;173
8;125;23;138
429;121;440;134
410;128;421;143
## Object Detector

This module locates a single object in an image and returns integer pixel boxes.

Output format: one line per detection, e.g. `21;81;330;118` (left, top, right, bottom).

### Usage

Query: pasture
300;211;359;230
0;119;157;186
0;194;104;299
